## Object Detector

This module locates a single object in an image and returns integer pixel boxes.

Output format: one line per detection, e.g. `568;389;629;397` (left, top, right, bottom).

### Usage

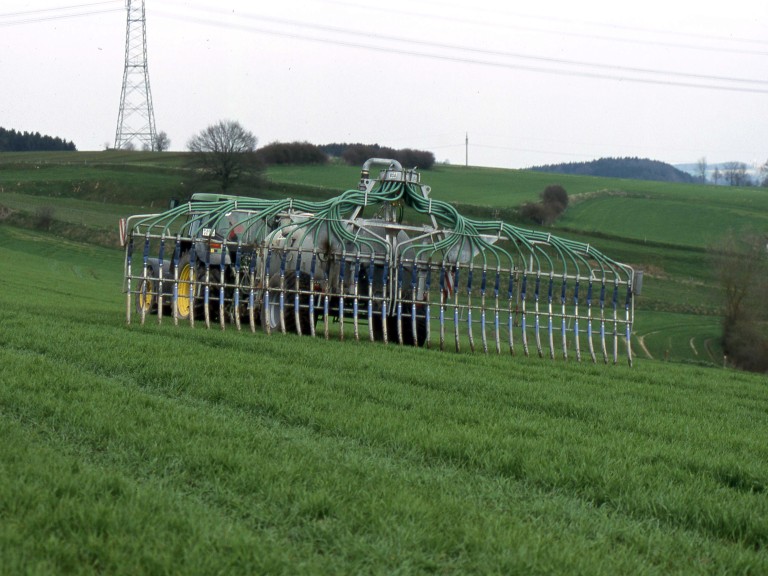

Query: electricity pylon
114;0;157;151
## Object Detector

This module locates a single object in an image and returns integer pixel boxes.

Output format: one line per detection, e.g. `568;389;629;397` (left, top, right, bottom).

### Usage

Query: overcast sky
1;0;767;169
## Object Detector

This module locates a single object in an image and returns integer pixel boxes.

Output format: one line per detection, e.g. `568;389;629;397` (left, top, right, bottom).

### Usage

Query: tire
175;252;200;321
135;271;157;315
261;271;313;335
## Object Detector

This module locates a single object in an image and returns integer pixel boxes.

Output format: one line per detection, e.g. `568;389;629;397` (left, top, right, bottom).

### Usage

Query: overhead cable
154;10;768;95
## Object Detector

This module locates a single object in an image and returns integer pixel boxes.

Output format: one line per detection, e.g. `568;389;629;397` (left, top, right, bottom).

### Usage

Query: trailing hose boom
123;158;638;364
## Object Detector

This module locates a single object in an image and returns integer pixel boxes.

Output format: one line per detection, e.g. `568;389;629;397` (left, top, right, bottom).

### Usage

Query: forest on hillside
0;127;76;152
528;157;694;183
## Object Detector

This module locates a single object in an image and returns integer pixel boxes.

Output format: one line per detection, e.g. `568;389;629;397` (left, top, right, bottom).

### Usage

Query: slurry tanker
122;158;640;364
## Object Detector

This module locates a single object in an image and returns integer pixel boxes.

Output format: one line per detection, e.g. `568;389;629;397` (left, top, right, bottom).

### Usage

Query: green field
1;225;767;574
0;151;755;365
1;152;766;572
266;163;768;249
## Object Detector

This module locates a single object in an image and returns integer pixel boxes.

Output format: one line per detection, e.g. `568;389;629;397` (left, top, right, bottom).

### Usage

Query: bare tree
154;131;171;152
187;120;259;190
712;166;722;185
722;161;750;186
696;156;708;183
760;158;768;187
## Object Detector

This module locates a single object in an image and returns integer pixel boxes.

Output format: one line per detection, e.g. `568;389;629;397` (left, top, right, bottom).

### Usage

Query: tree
0;127;76;151
696;156;708;183
759;159;768;187
187;120;259;191
713;232;768;372
722;161;750;186
331;143;435;169
255;141;328;165
712;166;722;185
154;131;171;152
541;185;569;212
519;185;569;226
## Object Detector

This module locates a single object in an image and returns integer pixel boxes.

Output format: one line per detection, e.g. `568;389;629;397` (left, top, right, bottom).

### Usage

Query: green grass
266;161;768;213
1;151;746;326
633;311;724;364
6;151;764;251
0;192;135;230
0;161;190;206
1;226;767;574
561;194;768;250
0;151;744;361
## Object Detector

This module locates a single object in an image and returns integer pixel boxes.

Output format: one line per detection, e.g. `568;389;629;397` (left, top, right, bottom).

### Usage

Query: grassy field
1;151;750;368
0;152;765;572
5;152;763;250
561;193;768;250
265;162;768;249
1;225;767;574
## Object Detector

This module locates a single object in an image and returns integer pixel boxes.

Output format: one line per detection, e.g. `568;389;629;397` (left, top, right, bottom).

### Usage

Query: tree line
320;143;436;169
253;141;436;169
528;157;693;184
695;158;768;187
0;127;76;152
186;121;436;192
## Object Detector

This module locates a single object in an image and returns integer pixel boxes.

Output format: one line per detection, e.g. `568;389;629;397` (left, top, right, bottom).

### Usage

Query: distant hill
528;157;694;183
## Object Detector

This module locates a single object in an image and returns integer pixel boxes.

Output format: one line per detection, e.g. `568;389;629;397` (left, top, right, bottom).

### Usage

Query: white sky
1;0;767;169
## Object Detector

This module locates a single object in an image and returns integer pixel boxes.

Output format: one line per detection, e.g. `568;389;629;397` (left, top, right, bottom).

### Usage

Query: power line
0;2;122;27
424;0;768;49
154;9;768;95
317;0;768;57
0;1;121;18
230;11;768;88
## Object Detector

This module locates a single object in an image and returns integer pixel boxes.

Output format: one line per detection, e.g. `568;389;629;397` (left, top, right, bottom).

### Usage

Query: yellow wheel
175;253;197;320
135;276;156;315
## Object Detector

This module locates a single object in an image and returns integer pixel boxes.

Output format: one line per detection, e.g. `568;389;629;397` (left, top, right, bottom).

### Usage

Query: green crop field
1;225;767;574
1;152;766;572
2;151;756;365
561;193;768;250
267;162;768;250
0;150;756;366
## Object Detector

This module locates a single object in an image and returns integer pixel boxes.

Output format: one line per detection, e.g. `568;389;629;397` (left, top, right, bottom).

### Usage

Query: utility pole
114;0;157;151
465;132;468;168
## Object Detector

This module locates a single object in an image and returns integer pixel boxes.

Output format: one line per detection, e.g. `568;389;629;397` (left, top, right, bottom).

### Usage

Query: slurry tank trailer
122;158;640;364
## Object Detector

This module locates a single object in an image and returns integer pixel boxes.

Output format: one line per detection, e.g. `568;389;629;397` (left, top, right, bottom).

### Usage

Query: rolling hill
4;151;767;366
528;157;695;183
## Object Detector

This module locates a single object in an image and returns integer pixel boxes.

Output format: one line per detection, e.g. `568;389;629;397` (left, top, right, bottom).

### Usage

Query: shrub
714;233;768;373
35;206;55;231
520;185;569;225
723;318;768;372
541;185;569;212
